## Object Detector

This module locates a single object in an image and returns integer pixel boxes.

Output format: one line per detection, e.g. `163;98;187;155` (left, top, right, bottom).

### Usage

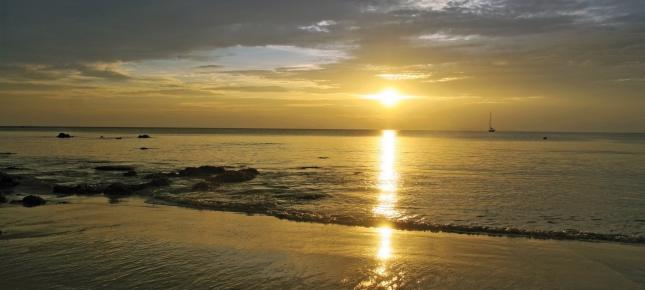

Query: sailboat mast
489;112;492;128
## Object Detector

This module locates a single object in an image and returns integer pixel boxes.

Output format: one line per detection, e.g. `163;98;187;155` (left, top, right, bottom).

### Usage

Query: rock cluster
178;165;226;177
0;172;19;188
210;168;259;183
95;165;136;171
57;133;73;138
22;195;46;207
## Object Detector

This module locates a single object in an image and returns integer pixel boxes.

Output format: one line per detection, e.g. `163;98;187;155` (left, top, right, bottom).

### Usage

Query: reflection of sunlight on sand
356;130;403;289
377;226;392;261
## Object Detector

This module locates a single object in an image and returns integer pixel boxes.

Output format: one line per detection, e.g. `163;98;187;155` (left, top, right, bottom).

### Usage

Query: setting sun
370;88;405;107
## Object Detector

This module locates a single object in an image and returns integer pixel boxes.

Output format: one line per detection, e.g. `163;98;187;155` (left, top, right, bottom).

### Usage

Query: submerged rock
137;134;151;139
143;172;174;179
191;182;211;191
95;165;135;171
22;195;46;207
57;132;73;138
123;170;138;177
53;183;101;195
104;183;136;196
147;177;171;187
178;165;225;177
210;168;259;183
0;172;19;188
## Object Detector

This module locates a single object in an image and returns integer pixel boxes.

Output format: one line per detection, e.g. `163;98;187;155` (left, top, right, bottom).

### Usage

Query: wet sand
1;198;644;289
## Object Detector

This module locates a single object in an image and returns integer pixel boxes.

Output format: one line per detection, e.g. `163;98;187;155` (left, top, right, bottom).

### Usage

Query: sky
0;0;644;131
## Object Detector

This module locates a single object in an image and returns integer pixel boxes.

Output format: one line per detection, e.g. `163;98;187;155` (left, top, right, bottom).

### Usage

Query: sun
370;88;404;107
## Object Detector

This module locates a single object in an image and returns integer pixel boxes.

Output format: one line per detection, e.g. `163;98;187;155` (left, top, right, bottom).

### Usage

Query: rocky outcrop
95;165;135;171
53;183;101;195
103;183;137;196
57;133;73;138
178;165;225;177
191;182;211;191
147;177;171;187
22;195;46;207
123;170;138;177
210;168;259;183
0;172;19;188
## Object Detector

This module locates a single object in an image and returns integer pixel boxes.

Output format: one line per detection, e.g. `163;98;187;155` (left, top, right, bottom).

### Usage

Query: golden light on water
356;129;401;289
374;130;397;260
373;130;399;219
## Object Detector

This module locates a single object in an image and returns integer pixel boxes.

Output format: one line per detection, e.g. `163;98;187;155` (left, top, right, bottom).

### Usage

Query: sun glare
371;88;404;107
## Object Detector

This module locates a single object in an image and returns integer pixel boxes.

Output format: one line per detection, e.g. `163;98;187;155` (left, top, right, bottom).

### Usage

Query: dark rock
138;134;151;138
147;177;171;187
95;165;135;171
57;133;73;138
22;195;46;207
0;194;6;203
115;137;123;140
0;172;19;188
143;172;172;179
139;147;150;150
123;170;138;177
318;156;329;159
104;183;136;196
210;168;259;183
192;182;211;191
543;136;548;140
0;152;16;155
178;165;225;177
53;183;101;195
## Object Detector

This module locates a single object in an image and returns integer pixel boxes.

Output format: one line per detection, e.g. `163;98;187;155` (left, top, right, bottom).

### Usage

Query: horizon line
0;125;643;135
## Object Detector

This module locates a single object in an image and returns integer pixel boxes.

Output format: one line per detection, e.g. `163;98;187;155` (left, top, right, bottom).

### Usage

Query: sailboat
488;112;496;133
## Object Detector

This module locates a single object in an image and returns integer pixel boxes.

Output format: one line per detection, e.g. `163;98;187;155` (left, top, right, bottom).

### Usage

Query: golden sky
0;0;644;131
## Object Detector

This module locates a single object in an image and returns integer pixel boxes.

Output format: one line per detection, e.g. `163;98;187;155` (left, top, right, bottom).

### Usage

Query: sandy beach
1;197;644;289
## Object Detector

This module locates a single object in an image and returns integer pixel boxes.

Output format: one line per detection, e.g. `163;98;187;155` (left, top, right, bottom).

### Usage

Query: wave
151;194;645;244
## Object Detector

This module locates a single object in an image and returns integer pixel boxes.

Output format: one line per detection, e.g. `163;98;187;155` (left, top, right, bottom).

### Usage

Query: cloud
299;20;338;33
1;0;645;130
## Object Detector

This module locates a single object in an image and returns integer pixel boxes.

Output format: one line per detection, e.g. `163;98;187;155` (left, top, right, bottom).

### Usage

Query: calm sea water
1;127;644;240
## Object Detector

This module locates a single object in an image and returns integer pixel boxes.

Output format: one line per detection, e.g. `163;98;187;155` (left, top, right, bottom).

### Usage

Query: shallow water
2;199;644;289
1;127;644;241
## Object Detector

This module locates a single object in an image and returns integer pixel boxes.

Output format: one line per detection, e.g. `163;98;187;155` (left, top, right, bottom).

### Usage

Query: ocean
1;127;644;242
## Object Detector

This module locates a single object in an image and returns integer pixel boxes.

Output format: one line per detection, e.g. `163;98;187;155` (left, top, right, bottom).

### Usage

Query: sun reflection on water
373;130;399;219
356;130;403;289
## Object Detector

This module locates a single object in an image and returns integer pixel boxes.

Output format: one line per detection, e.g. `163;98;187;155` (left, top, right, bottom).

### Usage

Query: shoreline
1;197;644;289
152;194;645;244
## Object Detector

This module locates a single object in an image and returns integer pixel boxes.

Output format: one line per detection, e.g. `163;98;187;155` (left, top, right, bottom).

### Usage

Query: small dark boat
488;112;496;133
